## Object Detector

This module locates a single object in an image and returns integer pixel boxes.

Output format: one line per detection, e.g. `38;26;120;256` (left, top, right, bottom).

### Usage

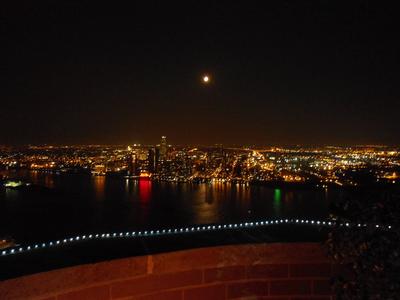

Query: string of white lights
0;218;394;257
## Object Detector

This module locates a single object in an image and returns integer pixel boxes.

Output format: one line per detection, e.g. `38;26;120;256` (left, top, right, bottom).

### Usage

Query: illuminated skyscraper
160;136;167;161
127;153;138;177
147;148;156;173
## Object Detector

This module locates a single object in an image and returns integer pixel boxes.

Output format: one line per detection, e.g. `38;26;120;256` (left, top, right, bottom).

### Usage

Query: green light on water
273;188;282;215
274;188;281;202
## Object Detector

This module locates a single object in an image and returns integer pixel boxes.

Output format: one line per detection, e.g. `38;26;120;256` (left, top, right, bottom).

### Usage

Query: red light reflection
139;179;151;202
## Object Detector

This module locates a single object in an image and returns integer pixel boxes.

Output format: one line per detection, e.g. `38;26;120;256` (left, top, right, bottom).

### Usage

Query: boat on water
139;171;151;180
1;180;31;190
124;171;152;180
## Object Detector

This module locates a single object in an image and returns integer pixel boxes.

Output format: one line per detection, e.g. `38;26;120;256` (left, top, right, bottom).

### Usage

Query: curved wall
0;243;341;300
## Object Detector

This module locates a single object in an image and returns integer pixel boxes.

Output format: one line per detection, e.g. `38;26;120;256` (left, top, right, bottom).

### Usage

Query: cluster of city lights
2;143;398;186
0;218;394;257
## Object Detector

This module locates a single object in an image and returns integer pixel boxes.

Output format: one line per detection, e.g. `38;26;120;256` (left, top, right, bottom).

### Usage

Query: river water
0;170;390;243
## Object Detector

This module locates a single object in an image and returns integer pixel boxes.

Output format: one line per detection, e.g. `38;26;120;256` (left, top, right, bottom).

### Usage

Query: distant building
127;153;138;176
160;136;167;161
154;147;160;173
147;148;156;174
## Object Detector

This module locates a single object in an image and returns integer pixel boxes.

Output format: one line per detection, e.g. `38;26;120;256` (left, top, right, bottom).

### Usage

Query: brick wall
0;243;340;300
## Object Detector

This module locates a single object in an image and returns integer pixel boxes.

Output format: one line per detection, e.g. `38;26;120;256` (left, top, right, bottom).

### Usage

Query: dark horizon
1;141;399;148
2;1;399;146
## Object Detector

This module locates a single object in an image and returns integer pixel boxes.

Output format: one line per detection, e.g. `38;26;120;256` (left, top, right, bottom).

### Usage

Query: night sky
2;1;399;146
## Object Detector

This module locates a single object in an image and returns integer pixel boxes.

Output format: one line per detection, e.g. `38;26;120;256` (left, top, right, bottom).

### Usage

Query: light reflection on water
0;170;349;242
273;188;282;215
93;176;105;199
139;180;152;202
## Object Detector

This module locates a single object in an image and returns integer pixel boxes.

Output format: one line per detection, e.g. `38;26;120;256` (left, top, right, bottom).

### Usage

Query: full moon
202;75;210;83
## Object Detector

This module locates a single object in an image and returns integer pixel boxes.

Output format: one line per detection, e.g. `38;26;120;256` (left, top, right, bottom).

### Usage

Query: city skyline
1;133;400;148
1;137;399;188
2;140;400;148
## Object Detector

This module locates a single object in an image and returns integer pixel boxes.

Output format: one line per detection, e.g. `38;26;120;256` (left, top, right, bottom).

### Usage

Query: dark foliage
326;190;400;299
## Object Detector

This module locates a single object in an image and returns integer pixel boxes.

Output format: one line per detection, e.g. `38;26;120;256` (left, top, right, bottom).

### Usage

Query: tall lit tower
160;136;167;160
127;153;138;177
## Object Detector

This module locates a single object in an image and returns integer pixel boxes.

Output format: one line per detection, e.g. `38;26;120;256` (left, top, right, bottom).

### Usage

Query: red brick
184;284;226;300
292;298;331;300
0;257;146;300
290;264;331;277
269;280;311;295
247;264;289;279
227;281;268;298
58;285;110;300
204;266;246;283
258;298;290;300
313;279;333;295
135;290;183;300
111;270;202;298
